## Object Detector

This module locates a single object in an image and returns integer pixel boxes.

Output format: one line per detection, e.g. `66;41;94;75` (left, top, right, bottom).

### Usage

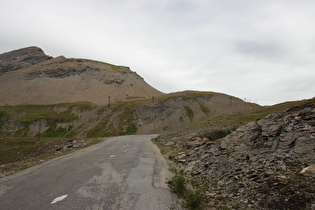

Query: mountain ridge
0;47;162;105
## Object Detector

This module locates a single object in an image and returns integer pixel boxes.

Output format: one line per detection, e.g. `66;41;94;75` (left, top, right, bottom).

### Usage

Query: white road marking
50;194;68;204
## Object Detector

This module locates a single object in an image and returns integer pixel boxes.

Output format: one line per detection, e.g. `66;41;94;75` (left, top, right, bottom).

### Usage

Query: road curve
0;135;178;210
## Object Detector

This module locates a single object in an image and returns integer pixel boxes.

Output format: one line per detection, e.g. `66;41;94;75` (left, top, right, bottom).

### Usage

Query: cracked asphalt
0;135;179;210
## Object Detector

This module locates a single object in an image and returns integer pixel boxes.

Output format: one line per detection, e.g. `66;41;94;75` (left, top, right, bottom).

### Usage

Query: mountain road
0;135;178;210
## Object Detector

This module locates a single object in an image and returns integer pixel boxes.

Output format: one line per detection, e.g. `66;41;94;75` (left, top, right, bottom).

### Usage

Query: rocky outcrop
0;47;51;74
159;99;315;209
24;57;134;80
300;165;315;178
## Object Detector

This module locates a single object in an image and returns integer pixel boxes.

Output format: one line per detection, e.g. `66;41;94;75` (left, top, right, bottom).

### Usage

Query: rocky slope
0;47;162;105
156;98;315;209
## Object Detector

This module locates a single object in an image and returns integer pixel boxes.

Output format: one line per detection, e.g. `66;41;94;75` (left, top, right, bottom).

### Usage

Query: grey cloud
234;40;286;60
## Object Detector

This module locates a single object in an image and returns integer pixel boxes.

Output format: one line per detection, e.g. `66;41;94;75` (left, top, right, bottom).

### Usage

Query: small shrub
121;124;137;135
168;154;175;160
167;174;186;195
185;190;205;209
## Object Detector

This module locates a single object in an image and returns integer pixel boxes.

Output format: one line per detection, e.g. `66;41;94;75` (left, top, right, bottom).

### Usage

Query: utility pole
152;96;156;130
38;120;41;141
108;96;111;108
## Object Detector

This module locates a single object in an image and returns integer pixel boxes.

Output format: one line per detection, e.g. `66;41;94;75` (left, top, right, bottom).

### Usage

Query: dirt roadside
0;138;102;178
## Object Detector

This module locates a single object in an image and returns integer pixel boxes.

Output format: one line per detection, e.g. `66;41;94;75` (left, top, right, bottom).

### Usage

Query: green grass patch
155;91;216;103
54;101;97;109
42;124;73;138
0;102;99;138
0;137;60;164
64;125;78;138
0;104;78;123
199;130;232;141
125;96;146;100
86;128;102;138
184;105;194;123
168;173;205;209
198;102;210;114
0;102;98;124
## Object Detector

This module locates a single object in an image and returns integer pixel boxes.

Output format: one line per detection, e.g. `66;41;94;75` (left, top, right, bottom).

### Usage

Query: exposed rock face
0;47;162;105
136;92;256;134
0;47;51;74
218;102;315;166
163;99;315;209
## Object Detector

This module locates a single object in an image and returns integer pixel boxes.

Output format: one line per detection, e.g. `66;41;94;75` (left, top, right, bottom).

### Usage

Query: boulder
300;165;315;177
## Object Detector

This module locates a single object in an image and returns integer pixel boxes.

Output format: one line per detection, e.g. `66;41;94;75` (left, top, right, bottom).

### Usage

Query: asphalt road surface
0;135;179;210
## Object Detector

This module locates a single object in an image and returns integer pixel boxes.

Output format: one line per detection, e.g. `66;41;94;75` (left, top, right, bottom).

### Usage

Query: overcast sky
1;0;315;105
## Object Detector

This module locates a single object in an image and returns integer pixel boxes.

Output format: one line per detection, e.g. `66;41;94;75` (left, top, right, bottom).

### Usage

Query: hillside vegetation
0;91;256;138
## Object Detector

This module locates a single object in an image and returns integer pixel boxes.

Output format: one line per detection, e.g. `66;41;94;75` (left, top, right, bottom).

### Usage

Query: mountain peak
0;47;162;105
0;46;51;74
